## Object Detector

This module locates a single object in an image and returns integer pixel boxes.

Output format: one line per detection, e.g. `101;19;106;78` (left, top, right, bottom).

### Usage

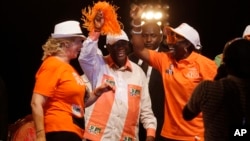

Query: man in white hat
130;5;217;141
78;8;156;141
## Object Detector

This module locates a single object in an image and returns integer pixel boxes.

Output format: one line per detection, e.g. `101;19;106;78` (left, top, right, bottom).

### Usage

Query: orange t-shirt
33;56;86;138
149;51;217;140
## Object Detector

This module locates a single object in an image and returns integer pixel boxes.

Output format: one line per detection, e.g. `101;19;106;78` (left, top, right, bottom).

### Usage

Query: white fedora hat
51;20;86;39
166;23;202;50
106;30;129;45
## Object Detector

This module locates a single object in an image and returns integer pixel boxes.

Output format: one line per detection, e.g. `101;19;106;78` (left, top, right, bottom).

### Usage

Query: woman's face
65;37;84;59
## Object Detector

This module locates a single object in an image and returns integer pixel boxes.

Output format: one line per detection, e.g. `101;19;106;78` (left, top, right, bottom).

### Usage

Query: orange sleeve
33;58;62;97
199;56;218;80
148;50;170;72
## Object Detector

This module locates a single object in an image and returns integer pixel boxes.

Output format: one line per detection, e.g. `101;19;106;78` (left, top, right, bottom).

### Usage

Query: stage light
139;3;170;27
154;12;162;20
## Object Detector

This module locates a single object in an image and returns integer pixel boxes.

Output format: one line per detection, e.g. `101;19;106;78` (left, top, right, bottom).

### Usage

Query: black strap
141;61;148;74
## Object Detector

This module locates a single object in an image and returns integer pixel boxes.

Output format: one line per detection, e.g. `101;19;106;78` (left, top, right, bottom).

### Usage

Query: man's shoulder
194;53;217;67
198;79;223;91
128;53;139;63
129;60;140;68
129;61;146;75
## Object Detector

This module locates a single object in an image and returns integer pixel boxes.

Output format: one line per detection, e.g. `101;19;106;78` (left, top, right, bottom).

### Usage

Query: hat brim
165;26;186;45
165;26;185;38
51;34;86;39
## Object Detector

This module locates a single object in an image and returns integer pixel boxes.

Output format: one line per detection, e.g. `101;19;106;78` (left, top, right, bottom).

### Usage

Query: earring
184;47;188;53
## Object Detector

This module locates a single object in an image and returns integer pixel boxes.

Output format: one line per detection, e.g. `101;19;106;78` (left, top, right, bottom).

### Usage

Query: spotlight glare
154;12;162;20
145;11;154;20
157;21;162;26
141;13;145;19
137;3;170;26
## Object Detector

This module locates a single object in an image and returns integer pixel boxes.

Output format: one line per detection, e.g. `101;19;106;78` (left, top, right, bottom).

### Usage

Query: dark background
1;0;250;130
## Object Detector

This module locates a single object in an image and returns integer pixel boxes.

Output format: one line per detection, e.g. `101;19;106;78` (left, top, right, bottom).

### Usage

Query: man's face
107;40;130;66
166;32;190;60
141;23;162;50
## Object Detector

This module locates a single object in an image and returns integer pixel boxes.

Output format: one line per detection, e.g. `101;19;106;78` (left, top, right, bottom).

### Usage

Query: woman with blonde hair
31;20;113;141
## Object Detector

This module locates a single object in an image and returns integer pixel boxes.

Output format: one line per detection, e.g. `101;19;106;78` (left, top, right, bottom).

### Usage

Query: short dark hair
223;38;250;79
141;22;162;33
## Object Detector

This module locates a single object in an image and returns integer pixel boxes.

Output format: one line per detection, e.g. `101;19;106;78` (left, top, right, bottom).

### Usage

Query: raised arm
130;4;150;63
78;10;105;88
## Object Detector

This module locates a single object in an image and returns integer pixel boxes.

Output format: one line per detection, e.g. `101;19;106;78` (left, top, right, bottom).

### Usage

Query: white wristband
131;29;142;34
131;20;141;28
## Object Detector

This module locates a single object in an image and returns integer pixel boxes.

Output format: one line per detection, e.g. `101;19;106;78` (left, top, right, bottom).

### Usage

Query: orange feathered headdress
81;1;122;35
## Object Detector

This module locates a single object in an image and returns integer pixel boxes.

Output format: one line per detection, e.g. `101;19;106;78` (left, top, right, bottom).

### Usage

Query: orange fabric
120;84;141;141
81;1;121;35
33;57;86;138
146;128;156;137
149;51;217;140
